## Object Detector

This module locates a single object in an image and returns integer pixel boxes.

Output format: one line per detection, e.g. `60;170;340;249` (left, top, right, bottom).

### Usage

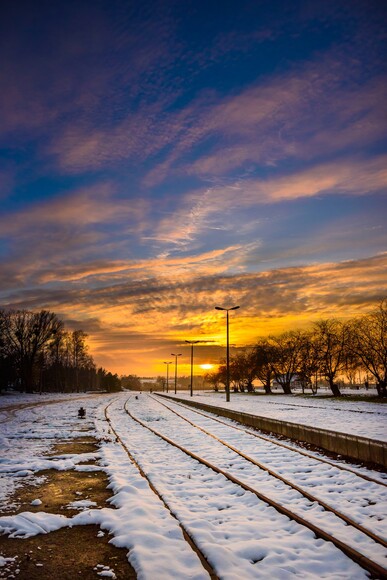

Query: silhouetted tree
313;319;349;396
69;330;89;393
297;331;320;394
268;331;305;394
349;300;387;397
204;369;223;392
0;308;110;394
0;309;63;393
253;339;274;394
97;367;122;392
229;349;258;392
121;375;142;390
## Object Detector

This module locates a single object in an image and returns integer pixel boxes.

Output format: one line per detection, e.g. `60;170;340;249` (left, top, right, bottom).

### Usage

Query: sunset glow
0;0;386;376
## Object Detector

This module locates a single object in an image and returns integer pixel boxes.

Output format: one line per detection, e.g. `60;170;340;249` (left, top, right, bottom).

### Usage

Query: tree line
0;309;120;394
205;300;387;398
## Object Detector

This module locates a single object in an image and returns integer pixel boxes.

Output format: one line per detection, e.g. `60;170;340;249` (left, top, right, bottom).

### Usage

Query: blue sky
0;0;386;375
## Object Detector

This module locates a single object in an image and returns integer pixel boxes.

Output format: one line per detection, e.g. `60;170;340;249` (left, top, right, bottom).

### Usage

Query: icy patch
30;499;42;506
66;499;98;510
0;556;17;567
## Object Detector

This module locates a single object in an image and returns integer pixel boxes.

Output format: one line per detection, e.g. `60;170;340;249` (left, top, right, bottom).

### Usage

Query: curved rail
104;402;218;580
125;398;387;579
157;395;387;487
151;394;387;549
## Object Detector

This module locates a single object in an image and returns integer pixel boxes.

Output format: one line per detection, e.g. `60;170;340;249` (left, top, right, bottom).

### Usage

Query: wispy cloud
144;155;386;254
0;182;153;293
143;65;387;185
0;182;151;236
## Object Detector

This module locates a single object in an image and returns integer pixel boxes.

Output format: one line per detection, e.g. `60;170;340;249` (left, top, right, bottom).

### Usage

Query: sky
0;0;386;377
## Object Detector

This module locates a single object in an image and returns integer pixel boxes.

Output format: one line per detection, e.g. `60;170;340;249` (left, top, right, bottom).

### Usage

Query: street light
164;361;172;393
185;340;201;397
215;305;240;402
171;353;182;394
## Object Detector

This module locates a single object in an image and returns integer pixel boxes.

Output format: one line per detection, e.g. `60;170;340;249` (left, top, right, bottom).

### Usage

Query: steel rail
124;398;387;580
104;401;218;580
150;394;387;549
157;394;387;487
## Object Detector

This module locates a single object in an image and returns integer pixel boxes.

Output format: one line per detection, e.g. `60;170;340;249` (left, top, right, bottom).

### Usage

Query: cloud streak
2;251;386;374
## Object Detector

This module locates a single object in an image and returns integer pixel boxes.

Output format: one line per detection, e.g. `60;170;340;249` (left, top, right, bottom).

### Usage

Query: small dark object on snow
78;407;86;419
135;395;138;399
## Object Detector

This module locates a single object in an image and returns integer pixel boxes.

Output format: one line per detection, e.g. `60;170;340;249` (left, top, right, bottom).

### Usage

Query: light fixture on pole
164;361;172;393
171;353;182;394
215;306;240;402
185;340;201;397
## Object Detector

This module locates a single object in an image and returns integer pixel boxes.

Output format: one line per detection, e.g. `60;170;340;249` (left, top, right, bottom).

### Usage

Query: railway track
156;395;386;487
104;395;387;579
104;401;218;580
151;395;387;547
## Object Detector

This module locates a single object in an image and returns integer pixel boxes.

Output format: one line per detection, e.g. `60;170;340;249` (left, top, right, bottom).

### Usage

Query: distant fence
158;394;387;468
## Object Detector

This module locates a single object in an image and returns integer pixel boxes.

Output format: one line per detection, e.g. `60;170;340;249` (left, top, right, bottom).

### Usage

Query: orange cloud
4;252;384;376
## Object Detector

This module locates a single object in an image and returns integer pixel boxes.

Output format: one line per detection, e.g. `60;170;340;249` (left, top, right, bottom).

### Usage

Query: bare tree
297;331;320;394
204;369;224;392
221;349;258;392
268;331;305;394
0;310;63;393
349;300;387;397
0;311;17;392
69;330;89;393
313;319;350;396
253;339;274;394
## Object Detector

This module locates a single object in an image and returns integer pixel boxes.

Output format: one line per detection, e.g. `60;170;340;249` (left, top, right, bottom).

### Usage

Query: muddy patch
0;525;136;579
0;437;136;578
1;469;112;517
46;437;99;456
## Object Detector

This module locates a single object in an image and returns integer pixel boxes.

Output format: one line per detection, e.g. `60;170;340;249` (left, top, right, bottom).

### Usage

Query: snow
0;556;16;567
0;511;69;538
30;499;42;506
0;391;385;579
66;499;98;510
96;566;117;579
165;390;387;441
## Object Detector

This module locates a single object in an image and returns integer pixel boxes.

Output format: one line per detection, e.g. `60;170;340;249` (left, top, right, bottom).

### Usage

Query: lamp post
164;361;172;393
185;340;200;397
215;305;240;402
171;353;182;394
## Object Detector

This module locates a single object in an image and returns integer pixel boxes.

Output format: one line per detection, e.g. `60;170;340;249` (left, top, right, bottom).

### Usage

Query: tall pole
190;344;194;397
164;361;172;393
171;353;182;394
215;306;240;402
226;309;230;402
185;340;200;397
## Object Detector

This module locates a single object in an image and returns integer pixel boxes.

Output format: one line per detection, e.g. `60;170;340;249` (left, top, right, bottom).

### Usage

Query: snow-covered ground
165;390;387;442
0;391;386;579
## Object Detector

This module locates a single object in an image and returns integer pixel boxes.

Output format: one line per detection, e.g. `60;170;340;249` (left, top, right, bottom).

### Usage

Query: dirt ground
0;437;136;579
